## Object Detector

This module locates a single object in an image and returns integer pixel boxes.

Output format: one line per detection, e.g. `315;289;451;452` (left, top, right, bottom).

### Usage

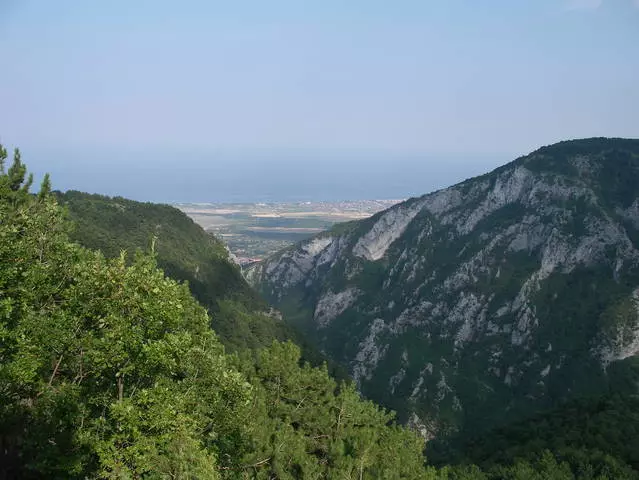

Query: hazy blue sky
1;0;638;201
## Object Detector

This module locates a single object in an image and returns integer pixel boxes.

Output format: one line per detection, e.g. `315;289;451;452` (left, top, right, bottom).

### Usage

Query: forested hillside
2;145;639;478
250;138;639;439
56;190;303;354
0;147;434;478
436;392;639;475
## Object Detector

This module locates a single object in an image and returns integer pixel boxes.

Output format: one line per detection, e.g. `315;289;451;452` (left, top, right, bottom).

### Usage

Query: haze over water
1;0;637;202
24;147;509;203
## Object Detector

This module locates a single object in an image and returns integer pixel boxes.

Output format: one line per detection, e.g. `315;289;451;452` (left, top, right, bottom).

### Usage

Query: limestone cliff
248;138;639;435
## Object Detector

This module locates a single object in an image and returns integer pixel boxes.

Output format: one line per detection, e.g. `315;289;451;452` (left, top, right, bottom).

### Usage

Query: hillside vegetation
56;190;291;353
0;146;433;478
2;144;639;478
250;138;639;438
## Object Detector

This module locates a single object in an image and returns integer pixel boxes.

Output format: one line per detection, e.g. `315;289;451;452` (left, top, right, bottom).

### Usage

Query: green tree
233;341;434;479
0;145;435;479
0;148;251;478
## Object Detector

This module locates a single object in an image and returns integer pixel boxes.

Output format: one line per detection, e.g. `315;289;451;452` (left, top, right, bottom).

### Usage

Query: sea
23;147;509;204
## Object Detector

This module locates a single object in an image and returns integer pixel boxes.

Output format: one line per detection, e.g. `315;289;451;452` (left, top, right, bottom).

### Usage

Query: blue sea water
22;147;509;204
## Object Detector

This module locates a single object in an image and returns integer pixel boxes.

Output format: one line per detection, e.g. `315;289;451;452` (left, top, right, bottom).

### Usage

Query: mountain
443;392;639;474
57;191;349;377
1;152;430;479
56;191;297;353
248;138;639;437
4;142;639;478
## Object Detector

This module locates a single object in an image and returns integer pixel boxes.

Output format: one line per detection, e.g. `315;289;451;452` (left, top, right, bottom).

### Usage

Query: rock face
248;138;639;435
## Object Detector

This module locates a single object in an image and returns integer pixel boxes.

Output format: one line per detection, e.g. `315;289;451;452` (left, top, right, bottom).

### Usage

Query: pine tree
7;148;26;191
0;144;7;173
38;173;52;200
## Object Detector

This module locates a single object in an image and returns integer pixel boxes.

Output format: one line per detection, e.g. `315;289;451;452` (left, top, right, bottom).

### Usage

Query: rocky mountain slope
248;138;639;436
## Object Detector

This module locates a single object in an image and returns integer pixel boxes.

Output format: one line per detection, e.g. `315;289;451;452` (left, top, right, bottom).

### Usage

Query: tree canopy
2;145;638;479
0;146;430;478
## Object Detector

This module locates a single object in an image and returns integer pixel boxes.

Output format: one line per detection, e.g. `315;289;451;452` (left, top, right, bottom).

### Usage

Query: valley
3;139;639;478
248;138;639;442
4;0;638;475
176;199;400;263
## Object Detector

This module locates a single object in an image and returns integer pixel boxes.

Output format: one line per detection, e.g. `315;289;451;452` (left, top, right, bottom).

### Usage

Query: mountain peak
249;138;639;436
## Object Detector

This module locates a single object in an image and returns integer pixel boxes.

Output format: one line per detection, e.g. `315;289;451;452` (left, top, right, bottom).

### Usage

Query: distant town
176;199;401;261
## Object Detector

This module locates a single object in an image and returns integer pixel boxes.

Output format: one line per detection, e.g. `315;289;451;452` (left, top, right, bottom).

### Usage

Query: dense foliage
431;390;639;479
2;145;639;479
55;190;288;351
0;147;433;478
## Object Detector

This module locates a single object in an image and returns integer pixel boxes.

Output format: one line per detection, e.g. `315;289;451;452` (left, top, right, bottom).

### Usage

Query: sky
0;0;638;202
